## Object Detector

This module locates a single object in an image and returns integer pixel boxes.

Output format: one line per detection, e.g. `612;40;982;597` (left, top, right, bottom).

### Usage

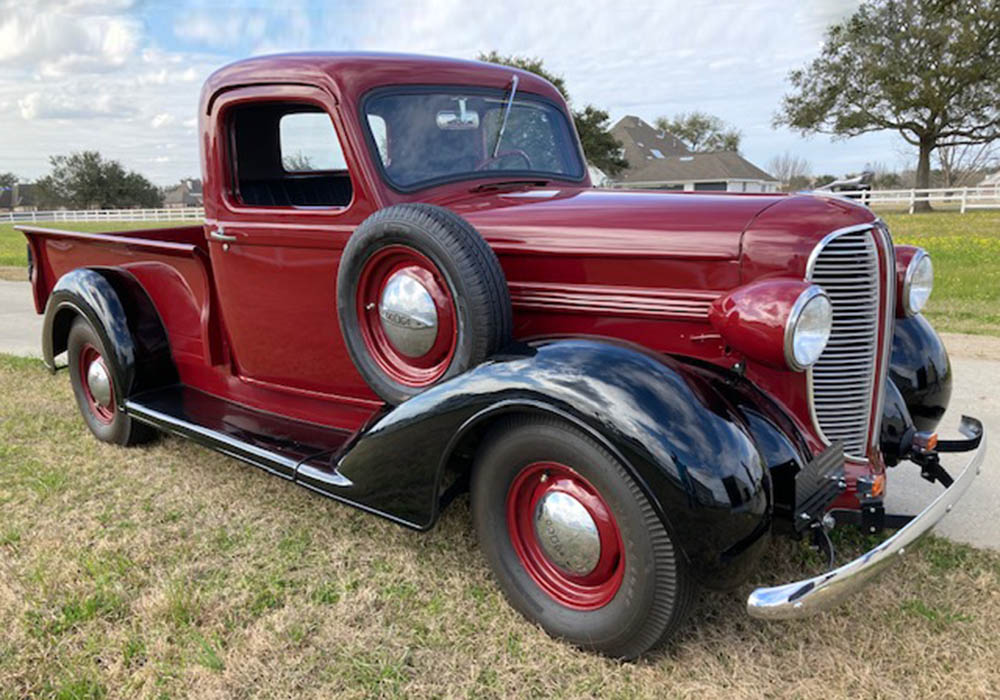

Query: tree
767;151;811;190
775;0;1000;211
477;51;628;176
936;142;999;188
35;151;162;209
282;152;315;171
655;112;742;153
0;172;18;188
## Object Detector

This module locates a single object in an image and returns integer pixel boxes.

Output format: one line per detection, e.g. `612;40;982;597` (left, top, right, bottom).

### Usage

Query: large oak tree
775;0;1000;210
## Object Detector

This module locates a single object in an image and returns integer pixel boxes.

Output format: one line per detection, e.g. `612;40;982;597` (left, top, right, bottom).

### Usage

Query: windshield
363;87;585;190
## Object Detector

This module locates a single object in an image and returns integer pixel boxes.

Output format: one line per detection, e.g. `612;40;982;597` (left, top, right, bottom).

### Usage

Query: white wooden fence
4;207;205;224
4;187;999;223
851;185;1000;214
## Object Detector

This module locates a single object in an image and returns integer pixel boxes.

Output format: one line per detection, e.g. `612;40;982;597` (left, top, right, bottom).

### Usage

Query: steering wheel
475;149;534;171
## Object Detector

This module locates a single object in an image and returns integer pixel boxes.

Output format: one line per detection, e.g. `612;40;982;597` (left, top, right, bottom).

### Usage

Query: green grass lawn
880;211;1000;335
0;220;201;267
3;210;998;334
1;353;999;697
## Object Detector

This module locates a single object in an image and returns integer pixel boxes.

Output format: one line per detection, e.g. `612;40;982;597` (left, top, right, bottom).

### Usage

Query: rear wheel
471;416;697;659
67;317;155;446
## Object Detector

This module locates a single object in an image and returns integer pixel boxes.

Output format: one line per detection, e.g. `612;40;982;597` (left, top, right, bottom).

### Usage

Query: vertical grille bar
806;226;880;459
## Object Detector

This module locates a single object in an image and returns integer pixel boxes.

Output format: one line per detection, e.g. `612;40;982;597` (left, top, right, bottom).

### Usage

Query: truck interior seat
239;174;353;207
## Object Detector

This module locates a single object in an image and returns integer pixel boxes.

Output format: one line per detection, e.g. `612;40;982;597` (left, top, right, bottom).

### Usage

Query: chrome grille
807;227;880;459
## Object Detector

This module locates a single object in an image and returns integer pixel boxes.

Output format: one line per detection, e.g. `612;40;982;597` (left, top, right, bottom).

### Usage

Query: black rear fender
43;268;177;402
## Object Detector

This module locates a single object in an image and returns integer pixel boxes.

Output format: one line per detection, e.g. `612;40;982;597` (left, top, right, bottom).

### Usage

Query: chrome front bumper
747;416;986;620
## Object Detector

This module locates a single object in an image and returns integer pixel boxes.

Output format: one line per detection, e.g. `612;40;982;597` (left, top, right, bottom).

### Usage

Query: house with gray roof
164;178;203;208
608;116;779;193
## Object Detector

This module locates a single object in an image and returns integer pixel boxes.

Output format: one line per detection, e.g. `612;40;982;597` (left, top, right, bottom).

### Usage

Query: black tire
67;317;156;446
471;415;697;659
337;203;511;404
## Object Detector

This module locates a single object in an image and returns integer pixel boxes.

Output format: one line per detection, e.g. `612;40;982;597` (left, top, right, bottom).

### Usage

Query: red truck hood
436;187;787;260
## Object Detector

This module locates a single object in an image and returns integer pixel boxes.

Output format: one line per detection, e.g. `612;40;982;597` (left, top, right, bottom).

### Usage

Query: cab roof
201;52;567;111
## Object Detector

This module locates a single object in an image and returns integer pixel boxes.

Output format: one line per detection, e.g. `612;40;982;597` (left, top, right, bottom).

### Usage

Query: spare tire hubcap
379;269;439;357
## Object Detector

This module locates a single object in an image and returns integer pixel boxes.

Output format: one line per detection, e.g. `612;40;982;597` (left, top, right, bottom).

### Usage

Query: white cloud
0;2;142;77
150;113;175;128
18;89;135;119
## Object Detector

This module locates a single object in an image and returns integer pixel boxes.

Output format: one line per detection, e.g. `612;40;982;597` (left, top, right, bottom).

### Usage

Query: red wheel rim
356;245;457;388
506;461;625;610
78;343;115;424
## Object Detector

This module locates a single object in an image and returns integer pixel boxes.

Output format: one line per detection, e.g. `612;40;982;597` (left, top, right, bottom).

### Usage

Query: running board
124;385;354;488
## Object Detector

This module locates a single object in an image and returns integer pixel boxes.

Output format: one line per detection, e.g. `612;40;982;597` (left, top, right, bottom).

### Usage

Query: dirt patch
0;265;26;282
940;332;1000;362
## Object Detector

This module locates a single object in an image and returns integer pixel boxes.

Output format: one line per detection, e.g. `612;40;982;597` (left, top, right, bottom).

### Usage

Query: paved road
0;279;42;357
0;278;996;548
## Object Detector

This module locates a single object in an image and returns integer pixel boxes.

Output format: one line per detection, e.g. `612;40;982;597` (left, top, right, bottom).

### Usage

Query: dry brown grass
1;354;999;699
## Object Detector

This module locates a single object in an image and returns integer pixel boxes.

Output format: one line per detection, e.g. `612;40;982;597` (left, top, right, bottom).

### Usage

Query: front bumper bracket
746;415;985;621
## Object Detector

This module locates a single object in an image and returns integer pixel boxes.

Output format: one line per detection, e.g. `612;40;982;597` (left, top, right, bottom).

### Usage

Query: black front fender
890;314;952;432
333;340;773;587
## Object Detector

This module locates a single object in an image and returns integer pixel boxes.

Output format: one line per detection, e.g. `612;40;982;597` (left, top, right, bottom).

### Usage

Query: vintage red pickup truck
19;53;985;658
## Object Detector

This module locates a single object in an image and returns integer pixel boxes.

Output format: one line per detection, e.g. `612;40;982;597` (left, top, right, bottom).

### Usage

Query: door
206;85;380;402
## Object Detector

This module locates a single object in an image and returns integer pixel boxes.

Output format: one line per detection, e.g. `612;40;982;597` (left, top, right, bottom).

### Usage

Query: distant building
0;183;37;211
587;164;611;187
980;170;1000;187
608;115;779;193
163;178;203;208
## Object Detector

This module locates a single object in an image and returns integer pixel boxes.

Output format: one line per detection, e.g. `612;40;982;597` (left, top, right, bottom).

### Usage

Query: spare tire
337;203;512;404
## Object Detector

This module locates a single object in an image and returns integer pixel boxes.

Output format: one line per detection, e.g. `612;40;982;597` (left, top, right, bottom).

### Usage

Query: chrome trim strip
804;222;875;279
805;222;881;461
509;282;719;320
871;221;896;453
747;417;985;620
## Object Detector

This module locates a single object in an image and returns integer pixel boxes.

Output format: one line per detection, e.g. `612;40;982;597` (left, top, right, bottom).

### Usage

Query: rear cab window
228;103;353;208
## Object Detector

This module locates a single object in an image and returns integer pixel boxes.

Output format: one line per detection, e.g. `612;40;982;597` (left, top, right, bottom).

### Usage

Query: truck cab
19;52;985;659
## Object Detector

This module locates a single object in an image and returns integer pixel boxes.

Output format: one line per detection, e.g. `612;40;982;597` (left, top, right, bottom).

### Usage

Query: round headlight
903;250;933;316
784;287;833;371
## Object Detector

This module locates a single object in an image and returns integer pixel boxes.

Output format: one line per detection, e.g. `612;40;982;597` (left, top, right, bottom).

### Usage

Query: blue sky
1;0;909;186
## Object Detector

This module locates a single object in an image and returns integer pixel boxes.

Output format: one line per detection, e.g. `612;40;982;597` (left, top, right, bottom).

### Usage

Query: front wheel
67;316;155;446
471;416;697;659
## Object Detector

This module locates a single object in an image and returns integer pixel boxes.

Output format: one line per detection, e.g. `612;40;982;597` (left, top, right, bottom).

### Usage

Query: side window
366;114;390;164
279;113;348;171
229;103;353;208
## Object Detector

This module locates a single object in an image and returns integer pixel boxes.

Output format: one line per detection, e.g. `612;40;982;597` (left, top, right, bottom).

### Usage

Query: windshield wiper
470;179;549;193
492;74;519;158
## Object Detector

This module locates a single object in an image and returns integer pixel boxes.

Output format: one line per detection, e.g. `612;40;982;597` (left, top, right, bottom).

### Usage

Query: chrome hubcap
533;491;601;576
378;270;438;357
86;359;112;407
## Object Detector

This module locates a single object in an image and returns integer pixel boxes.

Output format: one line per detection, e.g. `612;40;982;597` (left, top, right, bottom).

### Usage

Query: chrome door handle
210;227;237;242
